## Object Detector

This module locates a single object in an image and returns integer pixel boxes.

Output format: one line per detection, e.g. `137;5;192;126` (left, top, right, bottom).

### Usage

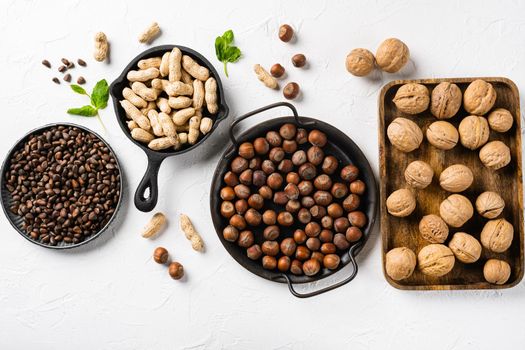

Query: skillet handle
228;102;307;147
272;242;363;298
134;155;164;212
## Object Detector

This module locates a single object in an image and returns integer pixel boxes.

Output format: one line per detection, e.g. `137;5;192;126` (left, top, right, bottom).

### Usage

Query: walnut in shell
430;82;462;119
375;38;409;73
480;218;514;253
439;194;473;227
488;108;514;133
463;79;496;115
483;259;511;285
393;83;430;115
417;244;455;277
479;141;511;170
345;48;375;77
387;117;423;153
458;115;490;150
439;164;473;192
448;232;481;263
419;214;449;244
404;160;434;189
385;247;417;281
426;121;458;150
386;188;416;217
475;191;505;219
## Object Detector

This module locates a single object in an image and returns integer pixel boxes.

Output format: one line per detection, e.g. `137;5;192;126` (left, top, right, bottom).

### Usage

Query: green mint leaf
224;46;241;63
67;105;98;117
90;79;109;110
215;36;226;61
70;84;89;96
214;30;241;78
222;30;234;44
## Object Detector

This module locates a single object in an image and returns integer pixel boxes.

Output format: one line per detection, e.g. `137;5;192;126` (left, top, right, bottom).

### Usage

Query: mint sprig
215;30;241;77
68;79;109;130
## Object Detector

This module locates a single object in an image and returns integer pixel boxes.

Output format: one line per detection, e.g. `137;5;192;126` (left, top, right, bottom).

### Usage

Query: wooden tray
378;77;524;290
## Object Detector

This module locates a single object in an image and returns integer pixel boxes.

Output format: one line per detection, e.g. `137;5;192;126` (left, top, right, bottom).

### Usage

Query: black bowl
110;45;229;212
0;123;123;249
210;102;378;297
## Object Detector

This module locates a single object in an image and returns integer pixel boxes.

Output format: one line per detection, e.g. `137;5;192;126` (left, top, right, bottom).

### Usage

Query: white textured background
1;0;525;349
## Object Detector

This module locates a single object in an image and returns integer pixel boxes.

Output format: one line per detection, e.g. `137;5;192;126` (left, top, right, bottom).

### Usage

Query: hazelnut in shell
430;82;462;119
393;83;430;115
483;259;511;285
168;262;184;280
463;79;497;115
439;194;473;227
404;160;434;189
439;164;474;193
448;232;481;264
375;38;409;73
488;108;514;133
418;214;449;244
458;115;490;150
426;121;458;150
385;247;416;281
153;247;169;264
479;141;511;170
386;188;416;217
302;258;321;276
345;48;375;77
387;117;423;153
417;244;455;277
480;218;514;253
475;191;505;219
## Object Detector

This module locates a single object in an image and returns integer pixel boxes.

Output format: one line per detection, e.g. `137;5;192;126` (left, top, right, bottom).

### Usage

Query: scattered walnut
480;218;514;253
385;247;417;281
426;121;458;150
345;48;375;77
439;164;473;193
417;244;455;277
448;232;482;264
458;115;490;150
479;141;511;170
487;108;514;133
375;38;409;73
430;82;462;119
475;191;505;219
419;214;449;244
387;117;423;153
439;194;473;227
392;83;430;115
463;79;496;115
483;259;511;285
404;160;434;189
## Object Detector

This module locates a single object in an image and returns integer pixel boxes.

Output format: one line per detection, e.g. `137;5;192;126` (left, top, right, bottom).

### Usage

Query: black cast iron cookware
0;123;123;249
210;102;378;297
110;45;229;212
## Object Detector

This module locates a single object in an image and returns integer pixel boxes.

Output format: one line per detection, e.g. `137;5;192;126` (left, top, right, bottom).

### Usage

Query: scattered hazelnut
279;123;297;140
223;171;239;187
331;183;348;199
290;259;303;275
297;208;312;224
458;115;490;150
238;142;255;159
298;181;314;196
347;211;367;228
278;24;294;42
342;194;360;212
426;121;458;150
296;128;308;144
253;137;270;155
220;201;235;218
283;82;300;100
323;254;341;270
488;108;514;133
404;160;433;189
267;173;283;190
238;230;254;248
319;229;334;242
262;256;277;270
234;184;250;199
479;141;511;170
247;244;263;260
282;140;297;153
231;156;249;173
222;225;239;242
313;190;333;206
306;237;321;251
266;131;282;147
252;170;267;187
320;242;336;255
286;172;300;184
418;214;449;244
322;155;339;174
349;180;366;195
334;217;350;233
273;191;288;205
308;130;327;147
278;159;293;173
417;244;455;277
153;247;169;264
345;48;375;77
261;160;276;174
235;199;248;215
439;194;473;227
345;226;362;242
278;256;291;272
430;82;462;119
293;229;307;244
262;240;280;256
333;233;350;250
305;221;321;237
483;259;511;285
220;186;235;201
263;225;280;240
340;164;359;182
277;211;294;226
168;262;184;280
295;246;311;261
301;196;315;209
292;54;306;68
310;205;327;219
229;214;247;230
258;185;273;199
386;189;416;217
393;83;430;115
387;117;423;153
269;147;285;162
439;164;473;193
284;183;300;200
475;191;505;219
302;258;321;276
480;218;514;253
463;79;497;115
270;63;285;78
321;216;333;229
298;163;317;180
262;210;277;225
280;237;297;256
311;251;325;263
385;247;416;281
239;169;253;185
375;38;409;73
327;203;344;218
247;194;264;210
286;199;301;213
307;146;324;165
448;232;481;264
292;150;307;166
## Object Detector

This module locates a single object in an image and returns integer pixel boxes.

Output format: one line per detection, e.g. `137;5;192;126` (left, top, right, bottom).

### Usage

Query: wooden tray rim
378;76;524;291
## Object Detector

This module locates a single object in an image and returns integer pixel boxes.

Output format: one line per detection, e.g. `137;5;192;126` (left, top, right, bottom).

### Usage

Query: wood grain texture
378;77;524;290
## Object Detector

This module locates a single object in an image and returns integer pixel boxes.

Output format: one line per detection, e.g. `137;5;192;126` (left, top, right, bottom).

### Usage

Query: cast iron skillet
110;45;229;212
210;102;378;298
0;123;123;249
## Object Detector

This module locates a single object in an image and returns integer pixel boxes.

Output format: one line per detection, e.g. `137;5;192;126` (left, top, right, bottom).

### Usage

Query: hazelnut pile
384;79;516;285
219;124;367;276
345;38;410;77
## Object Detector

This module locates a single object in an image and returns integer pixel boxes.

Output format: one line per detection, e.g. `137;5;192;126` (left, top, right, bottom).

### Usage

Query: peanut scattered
138;22;161;44
94;32;109;62
180;214;204;251
141;212;167;238
254;64;278;89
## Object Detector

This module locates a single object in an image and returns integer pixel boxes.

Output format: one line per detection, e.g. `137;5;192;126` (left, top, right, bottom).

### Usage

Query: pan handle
272;242;362;298
134;154;165;212
228;102;310;148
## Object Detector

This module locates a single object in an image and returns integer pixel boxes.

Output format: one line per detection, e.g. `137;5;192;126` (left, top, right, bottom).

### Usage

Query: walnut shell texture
480;218;514;253
488;108;514;133
463;79;497;115
417;244;455;277
386;188;416;217
448;232;481;263
426;121;458;150
479;141;511;170
376;38;409;73
393;83;430;115
439;194;473;227
404;160;434;189
430;82;462;119
483;259;511;285
385;247;417;281
475;191;505;219
419;214;449;243
458;115;490;150
345;48;375;77
439;164;473;193
387;117;423;152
